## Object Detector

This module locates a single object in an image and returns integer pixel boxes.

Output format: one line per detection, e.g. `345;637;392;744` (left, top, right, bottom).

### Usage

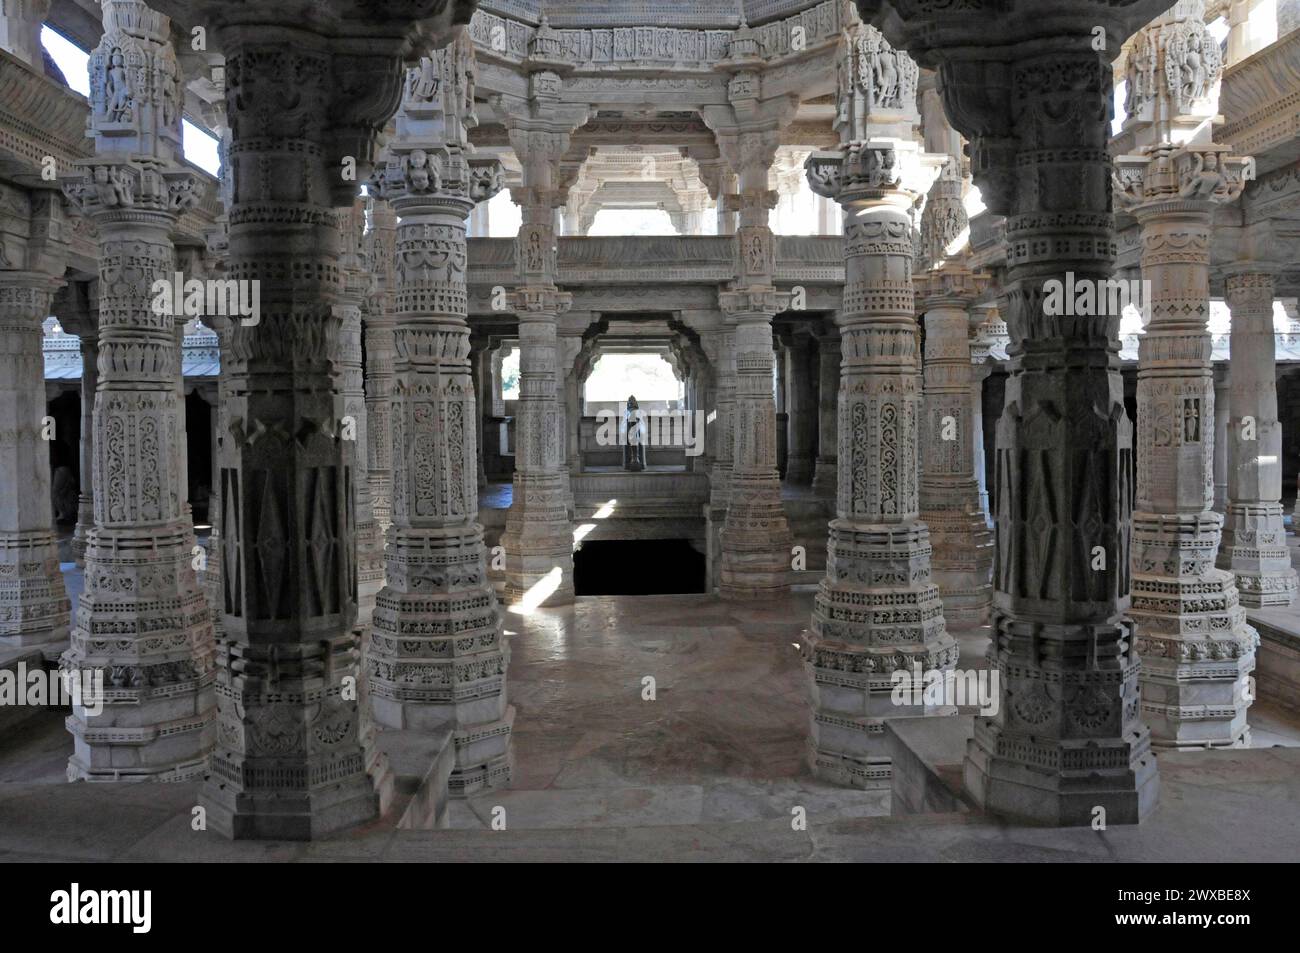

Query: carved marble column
857;0;1171;823
715;126;793;600
51;27;198;781
497;80;587;608
363;198;397;536
1220;271;1299;606
58;1;213;782
1113;142;1258;749
337;198;382;627
802;137;954;788
917;269;994;629
0;272;71;649
1213;363;1229;513
60;289;99;568
811;327;839;499
181;1;467;836
703;325;736;509
783;329;816;485
368;39;514;795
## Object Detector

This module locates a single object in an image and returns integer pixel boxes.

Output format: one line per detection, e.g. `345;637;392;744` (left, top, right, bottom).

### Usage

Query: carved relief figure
105;48;133;122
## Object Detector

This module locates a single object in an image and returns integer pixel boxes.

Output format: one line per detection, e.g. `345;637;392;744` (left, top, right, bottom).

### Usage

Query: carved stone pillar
703;326;736;508
783;330;816;485
1113;142;1258;749
59;0;213;780
497;82;587;607
368;39;514;795
337;198;382;627
812;328;839;499
0;272;71;649
917;269;994;629
1220;271;1299;607
803;137;954;788
60;290;99;569
364;198;397;536
180;0;465;836
857;0;1172;823
714;124;793;600
1213;363;1229;513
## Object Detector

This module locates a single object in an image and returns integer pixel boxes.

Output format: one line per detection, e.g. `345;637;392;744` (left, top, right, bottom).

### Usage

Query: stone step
374;726;456;830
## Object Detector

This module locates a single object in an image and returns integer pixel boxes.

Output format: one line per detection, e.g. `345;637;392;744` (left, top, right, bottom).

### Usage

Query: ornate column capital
915;265;986;313
1115;143;1254;213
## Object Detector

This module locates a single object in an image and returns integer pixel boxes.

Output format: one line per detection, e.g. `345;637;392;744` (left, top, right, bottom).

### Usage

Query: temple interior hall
3;0;1300;864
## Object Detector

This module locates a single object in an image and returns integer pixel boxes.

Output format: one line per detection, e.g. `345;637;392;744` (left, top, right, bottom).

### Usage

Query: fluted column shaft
1220;272;1299;606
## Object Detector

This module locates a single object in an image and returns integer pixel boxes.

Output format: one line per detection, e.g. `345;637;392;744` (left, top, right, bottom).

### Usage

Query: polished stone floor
4;581;1300;860
448;592;897;829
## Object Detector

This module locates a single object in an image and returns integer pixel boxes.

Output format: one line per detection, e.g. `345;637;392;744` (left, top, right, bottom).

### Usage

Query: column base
72;497;93;567
800;640;957;790
448;705;515;797
784;454;814;485
963;717;1159;826
811;458;837;499
800;516;958;787
1220;503;1299;607
502;474;574;608
719;477;792;600
0;530;71;648
356;517;384;627
63;526;216;779
1131;544;1259;748
1140;645;1257;750
202;632;382;840
200;775;384;841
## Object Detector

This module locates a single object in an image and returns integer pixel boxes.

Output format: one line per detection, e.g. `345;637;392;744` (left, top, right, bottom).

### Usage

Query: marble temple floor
4;567;1300;859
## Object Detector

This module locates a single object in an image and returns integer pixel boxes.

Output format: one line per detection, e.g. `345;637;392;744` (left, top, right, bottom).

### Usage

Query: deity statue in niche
875;46;899;108
105;48;133;122
624;395;645;471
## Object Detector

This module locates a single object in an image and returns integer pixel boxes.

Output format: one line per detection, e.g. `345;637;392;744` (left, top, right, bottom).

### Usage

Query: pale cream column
917;269;994;629
1220;270;1299;607
60;0;214;780
1113;0;1261;747
368;37;514;795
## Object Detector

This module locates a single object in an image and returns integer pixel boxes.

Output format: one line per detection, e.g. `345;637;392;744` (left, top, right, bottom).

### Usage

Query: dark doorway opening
574;539;706;595
185;391;212;525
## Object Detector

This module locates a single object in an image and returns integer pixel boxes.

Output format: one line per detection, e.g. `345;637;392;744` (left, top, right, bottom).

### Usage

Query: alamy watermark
0;663;104;716
1043;271;1151;321
150;272;261;326
595;402;705;457
890;663;1000;716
